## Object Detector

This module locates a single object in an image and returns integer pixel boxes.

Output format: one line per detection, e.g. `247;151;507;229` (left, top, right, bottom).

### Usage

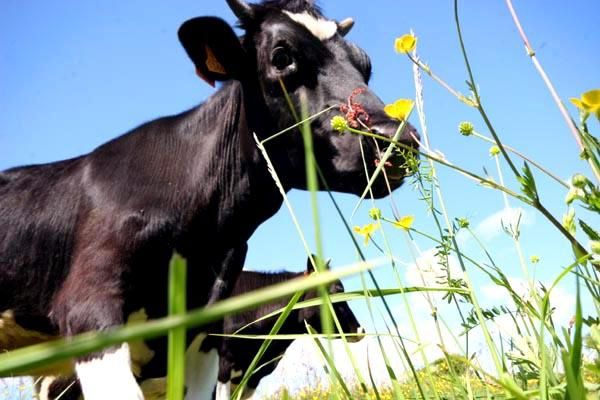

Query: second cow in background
213;257;362;400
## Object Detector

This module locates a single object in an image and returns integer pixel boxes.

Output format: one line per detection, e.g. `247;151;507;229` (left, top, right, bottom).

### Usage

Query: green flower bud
565;186;584;205
489;145;500;157
330;116;348;133
458;121;474;136
562;208;576;236
369;207;382;220
457;217;470;229
571;173;589;189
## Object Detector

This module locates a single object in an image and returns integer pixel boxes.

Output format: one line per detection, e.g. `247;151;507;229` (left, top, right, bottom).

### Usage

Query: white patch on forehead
283;11;337;41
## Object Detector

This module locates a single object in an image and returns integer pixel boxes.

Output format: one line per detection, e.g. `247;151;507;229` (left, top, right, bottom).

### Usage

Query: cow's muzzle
370;121;420;181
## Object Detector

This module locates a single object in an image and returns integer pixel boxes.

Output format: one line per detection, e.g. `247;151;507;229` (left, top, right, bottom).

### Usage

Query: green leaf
232;291;304;400
563;275;585;400
517;161;539;201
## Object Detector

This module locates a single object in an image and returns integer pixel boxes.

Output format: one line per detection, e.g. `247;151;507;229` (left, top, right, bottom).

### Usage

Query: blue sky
1;0;599;341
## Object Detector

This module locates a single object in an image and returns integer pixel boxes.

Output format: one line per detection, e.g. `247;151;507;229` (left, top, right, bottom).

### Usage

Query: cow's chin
363;157;409;199
322;159;407;198
327;174;404;199
346;326;366;343
369;175;405;199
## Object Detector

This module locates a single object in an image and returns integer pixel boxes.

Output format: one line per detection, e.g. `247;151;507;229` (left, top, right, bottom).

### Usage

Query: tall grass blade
231;291;304;400
167;253;187;400
563;273;585;400
0;260;375;376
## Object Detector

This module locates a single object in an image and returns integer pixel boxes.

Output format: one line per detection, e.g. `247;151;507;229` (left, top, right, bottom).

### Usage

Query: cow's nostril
370;127;384;137
371;123;420;146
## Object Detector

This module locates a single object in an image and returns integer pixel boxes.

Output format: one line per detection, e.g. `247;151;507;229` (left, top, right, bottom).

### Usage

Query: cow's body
0;83;275;336
1;0;418;398
215;259;361;399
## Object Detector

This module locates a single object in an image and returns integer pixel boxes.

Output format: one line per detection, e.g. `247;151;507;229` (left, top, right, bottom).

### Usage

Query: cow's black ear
178;17;246;87
306;255;331;273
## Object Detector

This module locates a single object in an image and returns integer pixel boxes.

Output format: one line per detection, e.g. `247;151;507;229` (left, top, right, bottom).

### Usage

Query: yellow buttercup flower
353;223;379;245
384;99;414;121
570;89;600;120
394;34;417;54
392;215;414;231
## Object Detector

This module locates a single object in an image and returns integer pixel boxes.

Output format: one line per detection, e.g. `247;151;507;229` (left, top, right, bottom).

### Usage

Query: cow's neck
193;81;285;239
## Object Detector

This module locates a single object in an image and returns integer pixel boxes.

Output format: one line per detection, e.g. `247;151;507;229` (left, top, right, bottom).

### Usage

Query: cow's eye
271;47;293;70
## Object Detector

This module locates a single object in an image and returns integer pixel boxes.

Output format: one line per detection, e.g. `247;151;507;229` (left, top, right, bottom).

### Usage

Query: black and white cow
214;257;361;399
0;0;418;398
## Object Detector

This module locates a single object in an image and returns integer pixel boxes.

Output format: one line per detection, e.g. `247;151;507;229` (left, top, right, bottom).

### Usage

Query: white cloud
405;248;463;288
475;207;533;241
396;274;577;376
404;248;463;312
481;277;575;326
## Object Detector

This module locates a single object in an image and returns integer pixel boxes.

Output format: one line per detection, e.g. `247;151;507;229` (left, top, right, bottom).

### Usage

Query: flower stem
347;126;531;204
472;131;568;188
504;0;600;183
454;0;521;179
406;53;474;106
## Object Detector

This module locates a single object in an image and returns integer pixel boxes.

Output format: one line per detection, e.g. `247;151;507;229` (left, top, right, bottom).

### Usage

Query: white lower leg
215;381;231;400
184;333;219;400
75;343;144;400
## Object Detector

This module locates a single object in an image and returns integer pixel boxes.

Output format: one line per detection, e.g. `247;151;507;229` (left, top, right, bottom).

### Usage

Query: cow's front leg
206;243;248;305
215;381;231;400
199;242;248;350
185;243;247;400
52;244;143;400
75;343;142;400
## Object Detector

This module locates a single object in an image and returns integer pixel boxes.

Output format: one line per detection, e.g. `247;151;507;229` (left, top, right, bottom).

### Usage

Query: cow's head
299;257;362;341
179;0;419;198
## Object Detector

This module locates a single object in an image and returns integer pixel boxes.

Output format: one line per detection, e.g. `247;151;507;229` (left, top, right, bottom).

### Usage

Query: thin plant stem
357;140;432;391
472;131;569;188
406;53;475;107
299;93;334;339
167;254;187;400
452;0;591;269
346;126;531;203
504;0;600;184
410;50;505;377
493;155;533;283
453;0;521;179
260;105;336;145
